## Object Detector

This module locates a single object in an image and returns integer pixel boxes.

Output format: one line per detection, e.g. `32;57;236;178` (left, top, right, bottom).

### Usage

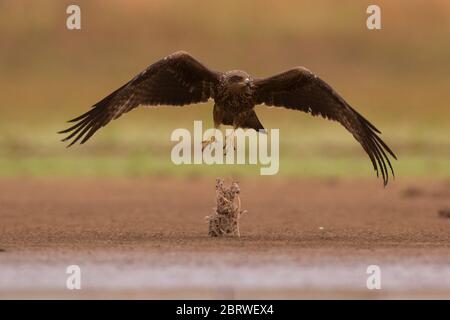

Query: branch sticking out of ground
206;178;247;237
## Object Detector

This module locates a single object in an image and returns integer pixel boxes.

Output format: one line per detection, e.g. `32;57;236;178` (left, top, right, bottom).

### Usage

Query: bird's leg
223;128;236;155
201;125;220;151
201;135;216;151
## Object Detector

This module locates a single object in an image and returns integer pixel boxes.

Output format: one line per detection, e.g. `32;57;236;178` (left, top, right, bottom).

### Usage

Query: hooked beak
230;78;251;91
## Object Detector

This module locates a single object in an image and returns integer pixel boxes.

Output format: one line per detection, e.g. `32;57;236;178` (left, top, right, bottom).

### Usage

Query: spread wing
254;67;397;185
59;51;222;147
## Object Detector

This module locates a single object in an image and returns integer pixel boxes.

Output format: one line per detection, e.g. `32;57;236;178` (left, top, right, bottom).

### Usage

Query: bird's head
224;70;252;93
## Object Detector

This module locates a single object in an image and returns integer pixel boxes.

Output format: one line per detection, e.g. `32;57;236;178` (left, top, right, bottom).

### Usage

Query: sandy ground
0;177;449;299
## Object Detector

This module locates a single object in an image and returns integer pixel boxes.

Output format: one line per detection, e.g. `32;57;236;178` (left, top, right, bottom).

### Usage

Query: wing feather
59;51;222;146
254;67;397;185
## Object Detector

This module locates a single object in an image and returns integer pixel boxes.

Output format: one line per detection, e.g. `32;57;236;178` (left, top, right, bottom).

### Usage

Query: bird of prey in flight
60;51;396;185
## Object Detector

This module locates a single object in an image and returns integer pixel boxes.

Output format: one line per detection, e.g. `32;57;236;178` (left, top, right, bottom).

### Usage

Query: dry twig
206;178;247;237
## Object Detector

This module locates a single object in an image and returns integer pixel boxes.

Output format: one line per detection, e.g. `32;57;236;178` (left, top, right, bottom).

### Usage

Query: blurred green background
0;0;449;178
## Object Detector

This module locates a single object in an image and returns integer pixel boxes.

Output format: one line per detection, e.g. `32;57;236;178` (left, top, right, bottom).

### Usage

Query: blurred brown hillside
1;0;449;123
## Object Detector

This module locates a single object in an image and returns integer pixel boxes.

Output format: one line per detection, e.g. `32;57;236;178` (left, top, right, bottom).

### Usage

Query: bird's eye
230;75;242;82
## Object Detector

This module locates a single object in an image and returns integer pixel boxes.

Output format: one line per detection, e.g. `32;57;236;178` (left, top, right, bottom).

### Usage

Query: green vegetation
1;153;449;178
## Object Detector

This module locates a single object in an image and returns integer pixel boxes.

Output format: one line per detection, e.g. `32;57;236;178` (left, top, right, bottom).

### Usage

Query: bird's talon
201;136;216;151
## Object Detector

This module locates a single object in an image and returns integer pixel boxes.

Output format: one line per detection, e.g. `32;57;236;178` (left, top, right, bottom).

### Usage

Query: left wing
254;67;397;185
59;51;222;147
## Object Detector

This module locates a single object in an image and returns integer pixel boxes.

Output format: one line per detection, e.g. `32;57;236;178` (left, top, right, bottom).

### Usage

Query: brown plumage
60;51;397;185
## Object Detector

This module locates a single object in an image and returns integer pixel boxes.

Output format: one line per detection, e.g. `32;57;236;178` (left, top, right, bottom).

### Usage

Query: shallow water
1;251;449;298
